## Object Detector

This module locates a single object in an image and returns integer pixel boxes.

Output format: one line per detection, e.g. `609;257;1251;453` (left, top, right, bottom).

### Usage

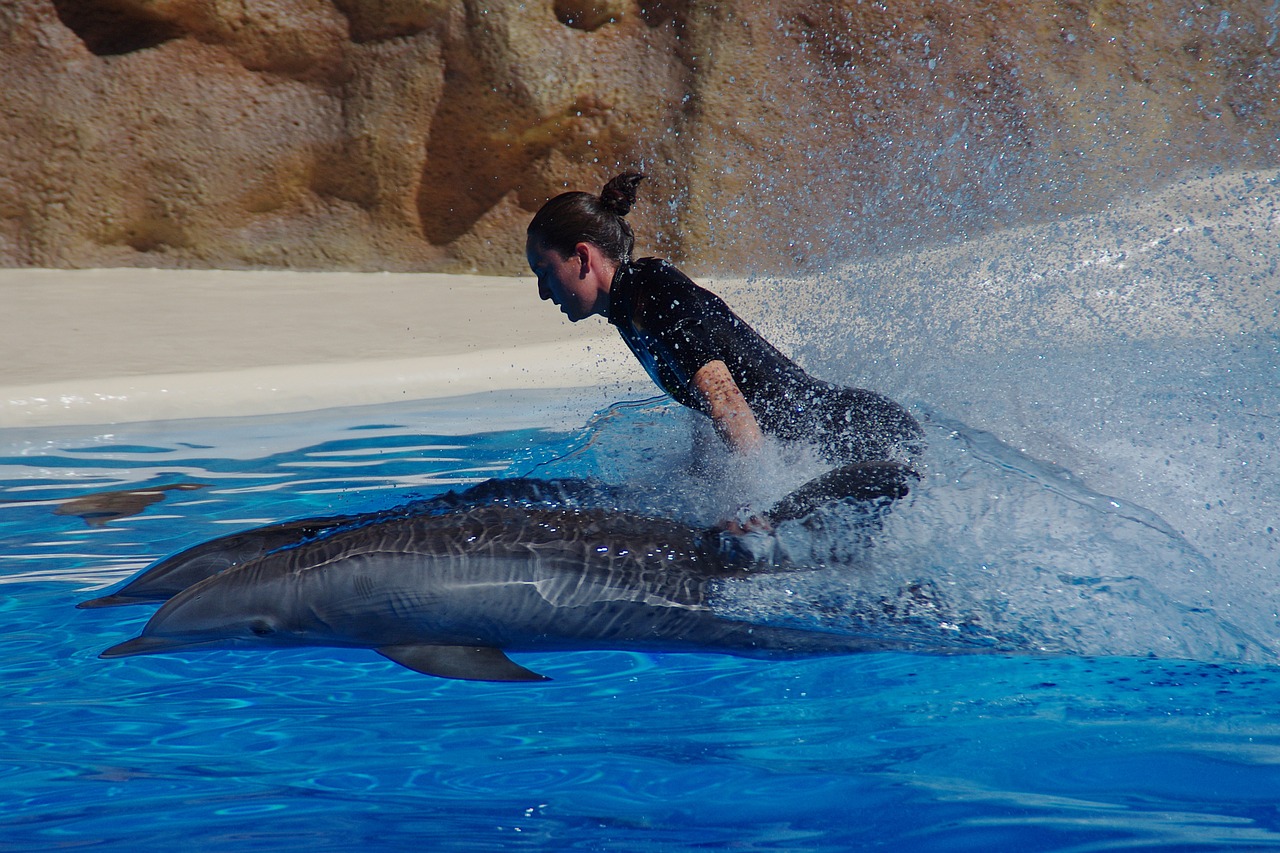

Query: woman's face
526;239;608;322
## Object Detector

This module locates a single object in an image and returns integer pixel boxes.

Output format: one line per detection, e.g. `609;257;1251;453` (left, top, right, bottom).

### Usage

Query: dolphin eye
249;621;275;637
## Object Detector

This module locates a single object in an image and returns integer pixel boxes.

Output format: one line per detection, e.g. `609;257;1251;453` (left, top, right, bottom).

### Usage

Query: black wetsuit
607;258;923;465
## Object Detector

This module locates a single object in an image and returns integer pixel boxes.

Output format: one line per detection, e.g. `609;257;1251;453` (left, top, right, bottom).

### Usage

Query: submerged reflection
54;483;210;528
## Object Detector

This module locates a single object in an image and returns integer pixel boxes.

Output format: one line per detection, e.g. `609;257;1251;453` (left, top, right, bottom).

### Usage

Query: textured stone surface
1;0;1276;274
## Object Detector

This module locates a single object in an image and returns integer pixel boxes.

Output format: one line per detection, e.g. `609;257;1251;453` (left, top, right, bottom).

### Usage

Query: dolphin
79;464;914;610
98;498;941;682
77;477;627;609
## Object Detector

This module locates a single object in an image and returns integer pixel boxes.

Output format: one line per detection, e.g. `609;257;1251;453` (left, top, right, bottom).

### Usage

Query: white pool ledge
1;269;642;428
3;342;646;427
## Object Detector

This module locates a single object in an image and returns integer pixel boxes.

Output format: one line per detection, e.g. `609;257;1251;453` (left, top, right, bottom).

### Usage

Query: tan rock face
1;0;1276;274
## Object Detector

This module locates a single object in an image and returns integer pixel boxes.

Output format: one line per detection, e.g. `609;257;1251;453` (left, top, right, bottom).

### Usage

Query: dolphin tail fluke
377;644;550;682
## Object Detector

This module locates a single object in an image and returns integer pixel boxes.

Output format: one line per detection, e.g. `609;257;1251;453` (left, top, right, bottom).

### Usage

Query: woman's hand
718;512;773;535
692;360;765;455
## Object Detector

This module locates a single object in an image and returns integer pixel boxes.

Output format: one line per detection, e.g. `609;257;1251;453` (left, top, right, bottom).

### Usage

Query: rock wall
1;0;1276;274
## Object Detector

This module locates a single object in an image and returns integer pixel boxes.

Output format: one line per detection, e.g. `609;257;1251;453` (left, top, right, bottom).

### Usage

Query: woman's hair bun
599;172;645;217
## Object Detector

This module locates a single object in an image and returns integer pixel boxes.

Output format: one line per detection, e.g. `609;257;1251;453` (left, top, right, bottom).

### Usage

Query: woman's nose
538;281;551;300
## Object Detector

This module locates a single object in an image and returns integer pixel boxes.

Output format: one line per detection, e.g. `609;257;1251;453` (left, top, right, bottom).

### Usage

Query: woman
526;172;923;469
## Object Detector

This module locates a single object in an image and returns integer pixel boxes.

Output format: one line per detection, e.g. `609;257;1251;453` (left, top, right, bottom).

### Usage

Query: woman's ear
572;242;593;277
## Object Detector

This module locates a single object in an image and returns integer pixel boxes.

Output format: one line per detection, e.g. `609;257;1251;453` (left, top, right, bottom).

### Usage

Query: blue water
2;331;1279;852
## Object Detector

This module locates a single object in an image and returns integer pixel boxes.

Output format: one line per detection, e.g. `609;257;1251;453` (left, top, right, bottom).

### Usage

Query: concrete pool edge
2;338;648;428
2;268;645;427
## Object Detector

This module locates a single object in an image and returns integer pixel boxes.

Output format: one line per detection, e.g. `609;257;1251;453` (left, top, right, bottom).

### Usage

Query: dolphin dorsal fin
377;644;549;682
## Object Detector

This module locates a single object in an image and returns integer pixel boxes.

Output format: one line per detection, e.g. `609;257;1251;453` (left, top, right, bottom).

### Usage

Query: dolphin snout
100;635;211;658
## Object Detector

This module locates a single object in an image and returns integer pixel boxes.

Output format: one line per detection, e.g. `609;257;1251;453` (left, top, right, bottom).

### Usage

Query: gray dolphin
77;477;627;609
79;466;914;610
99;503;938;682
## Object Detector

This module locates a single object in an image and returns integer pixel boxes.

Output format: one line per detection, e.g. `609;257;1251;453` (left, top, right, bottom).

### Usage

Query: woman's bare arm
691;360;764;455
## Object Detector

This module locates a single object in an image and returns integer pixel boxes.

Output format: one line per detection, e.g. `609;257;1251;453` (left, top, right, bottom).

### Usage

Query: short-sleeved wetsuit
606;257;924;465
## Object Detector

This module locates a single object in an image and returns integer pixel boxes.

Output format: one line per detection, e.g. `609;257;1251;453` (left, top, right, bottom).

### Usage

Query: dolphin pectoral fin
377;644;550;682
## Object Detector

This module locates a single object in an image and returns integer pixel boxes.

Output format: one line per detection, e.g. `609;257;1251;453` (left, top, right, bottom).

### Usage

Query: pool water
2;358;1279;850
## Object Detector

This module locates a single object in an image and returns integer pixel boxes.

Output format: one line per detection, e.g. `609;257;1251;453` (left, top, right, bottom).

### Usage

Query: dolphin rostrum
99;499;947;682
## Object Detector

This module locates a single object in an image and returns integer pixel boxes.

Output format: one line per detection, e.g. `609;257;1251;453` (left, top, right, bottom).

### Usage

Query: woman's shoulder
627;256;690;282
626;258;716;302
624;258;734;325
